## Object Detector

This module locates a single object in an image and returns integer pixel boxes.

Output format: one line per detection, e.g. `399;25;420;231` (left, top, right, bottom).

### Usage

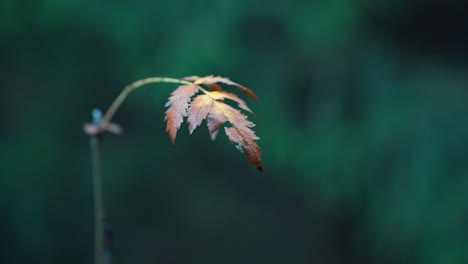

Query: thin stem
89;76;203;264
90;136;104;264
99;77;193;130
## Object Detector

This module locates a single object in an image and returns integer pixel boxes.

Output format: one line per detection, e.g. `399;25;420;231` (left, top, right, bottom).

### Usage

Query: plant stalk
90;136;104;264
88;77;198;264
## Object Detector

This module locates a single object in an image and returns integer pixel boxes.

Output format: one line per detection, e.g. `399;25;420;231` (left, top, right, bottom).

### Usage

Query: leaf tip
257;165;264;172
167;130;177;145
239;86;259;101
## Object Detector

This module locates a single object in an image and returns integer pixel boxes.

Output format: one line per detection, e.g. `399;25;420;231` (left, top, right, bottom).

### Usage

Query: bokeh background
1;0;468;263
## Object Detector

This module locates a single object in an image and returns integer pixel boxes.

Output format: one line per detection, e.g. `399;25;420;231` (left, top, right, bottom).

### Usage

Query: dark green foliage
1;0;468;263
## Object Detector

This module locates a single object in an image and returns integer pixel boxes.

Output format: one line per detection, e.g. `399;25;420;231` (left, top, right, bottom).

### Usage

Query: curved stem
90;136;104;264
99;77;193;130
90;76;206;263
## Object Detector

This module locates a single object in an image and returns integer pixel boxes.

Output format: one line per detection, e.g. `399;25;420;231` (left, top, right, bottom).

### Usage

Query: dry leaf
184;75;259;100
165;77;263;171
164;84;199;144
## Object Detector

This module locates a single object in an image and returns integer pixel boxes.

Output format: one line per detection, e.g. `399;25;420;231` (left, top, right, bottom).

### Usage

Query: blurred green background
1;0;468;263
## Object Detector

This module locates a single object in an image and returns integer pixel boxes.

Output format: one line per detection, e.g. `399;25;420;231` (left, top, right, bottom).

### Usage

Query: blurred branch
85;78;193;264
90;135;104;264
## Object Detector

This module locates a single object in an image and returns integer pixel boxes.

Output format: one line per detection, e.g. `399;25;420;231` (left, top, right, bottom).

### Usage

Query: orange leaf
165;75;263;171
225;127;263;172
186;94;213;134
184;91;262;171
184;75;259;101
164;84;199;144
209;91;254;114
